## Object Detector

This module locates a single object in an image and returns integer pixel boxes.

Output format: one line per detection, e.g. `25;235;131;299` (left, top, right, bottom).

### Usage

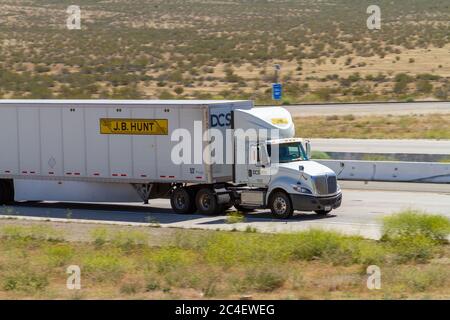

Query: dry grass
296;114;450;139
1;1;450;103
0;211;448;299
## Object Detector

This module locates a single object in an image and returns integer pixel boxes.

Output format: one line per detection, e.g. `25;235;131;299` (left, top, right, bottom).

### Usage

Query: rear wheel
269;191;293;219
170;187;196;214
315;209;332;216
196;188;223;215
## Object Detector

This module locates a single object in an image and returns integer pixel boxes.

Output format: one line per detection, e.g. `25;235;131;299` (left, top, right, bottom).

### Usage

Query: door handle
248;170;253;177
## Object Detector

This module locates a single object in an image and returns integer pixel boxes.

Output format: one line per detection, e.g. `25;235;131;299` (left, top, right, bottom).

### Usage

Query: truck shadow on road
5;201;336;225
198;211;337;225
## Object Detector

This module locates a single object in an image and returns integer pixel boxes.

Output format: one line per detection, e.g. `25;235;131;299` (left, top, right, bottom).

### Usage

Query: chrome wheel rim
273;197;287;215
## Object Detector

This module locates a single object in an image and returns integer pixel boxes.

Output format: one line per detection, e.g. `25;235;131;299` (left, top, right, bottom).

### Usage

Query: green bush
150;247;196;273
382;210;450;243
397;266;449;292
226;211;246;224
243;268;286;292
1;225;63;242
82;251;128;282
284;230;351;263
2;270;49;293
45;244;75;267
382;211;450;262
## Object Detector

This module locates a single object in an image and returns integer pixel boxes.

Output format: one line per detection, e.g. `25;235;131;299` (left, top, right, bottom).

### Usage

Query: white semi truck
0;100;341;219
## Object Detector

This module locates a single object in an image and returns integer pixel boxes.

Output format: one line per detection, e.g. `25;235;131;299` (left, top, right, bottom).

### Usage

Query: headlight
301;187;313;194
293;185;313;194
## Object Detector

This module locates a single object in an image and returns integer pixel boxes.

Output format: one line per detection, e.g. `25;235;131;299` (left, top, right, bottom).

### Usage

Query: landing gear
170;187;196;214
269;191;293;219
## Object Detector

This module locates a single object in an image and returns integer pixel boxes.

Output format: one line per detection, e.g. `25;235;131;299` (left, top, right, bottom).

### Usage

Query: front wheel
269;191;293;219
170;187;196;214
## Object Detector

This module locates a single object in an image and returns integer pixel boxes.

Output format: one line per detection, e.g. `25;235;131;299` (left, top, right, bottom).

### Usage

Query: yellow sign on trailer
99;118;168;135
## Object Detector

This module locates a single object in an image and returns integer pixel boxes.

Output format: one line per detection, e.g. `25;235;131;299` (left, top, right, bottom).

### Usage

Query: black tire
195;188;223;215
234;204;256;213
170;187;196;214
315;209;332;216
269;191;293;219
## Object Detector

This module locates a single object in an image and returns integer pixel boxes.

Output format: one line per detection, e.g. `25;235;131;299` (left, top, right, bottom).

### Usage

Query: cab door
246;143;271;187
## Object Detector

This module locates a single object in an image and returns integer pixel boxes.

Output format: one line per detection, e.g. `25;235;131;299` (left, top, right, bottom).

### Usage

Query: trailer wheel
269;191;293;219
170;187;196;214
196;188;223;215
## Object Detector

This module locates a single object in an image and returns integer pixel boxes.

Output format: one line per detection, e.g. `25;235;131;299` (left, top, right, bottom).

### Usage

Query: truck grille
314;174;338;195
327;175;337;194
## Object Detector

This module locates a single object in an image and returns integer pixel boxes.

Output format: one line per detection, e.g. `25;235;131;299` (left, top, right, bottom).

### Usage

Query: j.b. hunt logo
171;121;280;166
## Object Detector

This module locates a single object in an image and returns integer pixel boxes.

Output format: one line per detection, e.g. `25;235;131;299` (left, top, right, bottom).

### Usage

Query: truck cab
233;107;342;218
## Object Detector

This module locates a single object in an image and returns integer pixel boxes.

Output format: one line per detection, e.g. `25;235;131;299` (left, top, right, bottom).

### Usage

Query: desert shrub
226;211;246;224
396;266;449;292
342;114;355;121
119;279;143;295
149;247;196;273
111;230;149;251
2;270;49;293
1;225;63;242
203;233;287;267
44;244;75;267
90;228;149;250
416;80;433;94
382;211;450;243
243;267;286;292
82;251;129;282
91;228;109;247
382;211;450;262
284;230;351;262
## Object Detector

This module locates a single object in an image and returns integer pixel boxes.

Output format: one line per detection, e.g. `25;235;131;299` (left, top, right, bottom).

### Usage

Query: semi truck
0;100;342;219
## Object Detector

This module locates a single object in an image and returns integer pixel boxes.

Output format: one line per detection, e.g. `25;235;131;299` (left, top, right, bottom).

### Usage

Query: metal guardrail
318;160;450;184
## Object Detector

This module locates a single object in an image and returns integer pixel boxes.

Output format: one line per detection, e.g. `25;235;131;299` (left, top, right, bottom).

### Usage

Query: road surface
282;101;450;117
0;182;449;240
311;138;450;155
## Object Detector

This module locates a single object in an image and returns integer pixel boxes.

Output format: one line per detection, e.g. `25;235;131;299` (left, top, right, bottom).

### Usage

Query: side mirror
305;140;312;159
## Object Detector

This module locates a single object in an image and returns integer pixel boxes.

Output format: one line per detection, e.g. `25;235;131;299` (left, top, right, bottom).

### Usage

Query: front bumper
290;192;342;212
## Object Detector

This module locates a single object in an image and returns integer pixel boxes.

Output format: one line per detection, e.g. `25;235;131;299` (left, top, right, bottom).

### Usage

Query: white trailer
0;99;342;219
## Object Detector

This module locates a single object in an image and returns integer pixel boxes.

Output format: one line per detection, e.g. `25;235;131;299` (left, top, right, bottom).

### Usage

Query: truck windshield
267;142;308;163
